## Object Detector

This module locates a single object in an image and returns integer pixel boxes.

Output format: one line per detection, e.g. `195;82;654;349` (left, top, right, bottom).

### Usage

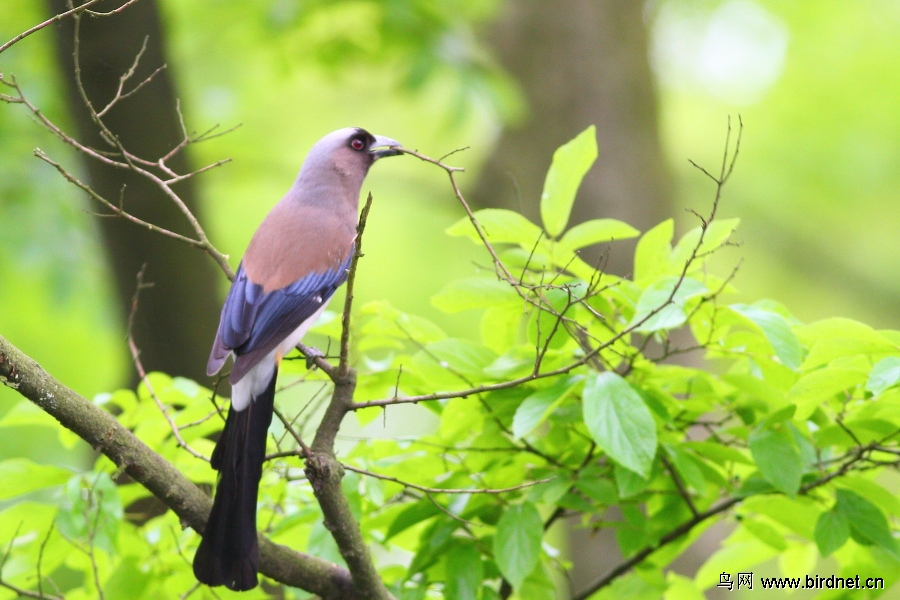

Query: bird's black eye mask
348;129;374;152
349;128;403;159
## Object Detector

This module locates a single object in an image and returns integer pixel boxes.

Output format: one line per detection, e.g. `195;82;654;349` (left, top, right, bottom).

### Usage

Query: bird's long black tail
193;368;277;591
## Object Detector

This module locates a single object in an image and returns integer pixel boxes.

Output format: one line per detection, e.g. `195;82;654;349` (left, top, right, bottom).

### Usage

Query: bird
192;127;403;591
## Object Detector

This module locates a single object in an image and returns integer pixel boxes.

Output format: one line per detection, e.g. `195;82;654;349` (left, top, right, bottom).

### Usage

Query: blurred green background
2;1;899;596
0;0;900;404
1;0;898;497
3;0;896;399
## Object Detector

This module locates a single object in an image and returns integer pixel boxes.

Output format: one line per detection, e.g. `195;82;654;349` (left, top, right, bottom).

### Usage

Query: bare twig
1;37;236;280
342;464;554;495
84;481;106;600
660;454;698;517
95;36;163;118
273;405;311;459
400;148;513;282
338;192;375;375
126;266;209;462
36;522;55;599
358;131;744;412
35;149;209;249
0;0;104;55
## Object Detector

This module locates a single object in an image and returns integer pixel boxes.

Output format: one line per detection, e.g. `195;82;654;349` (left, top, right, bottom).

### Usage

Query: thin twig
273;405;311;459
0;0;105;55
35;149;208;248
35;522;54;599
126;266;209;462
660;454;698;517
338;192;375;376
85;483;106;600
573;441;879;600
342;464;554;495
2;30;236;280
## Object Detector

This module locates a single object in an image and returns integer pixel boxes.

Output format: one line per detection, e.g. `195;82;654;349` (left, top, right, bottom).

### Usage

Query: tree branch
300;193;396;600
0;0;108;55
0;333;355;599
572;442;880;600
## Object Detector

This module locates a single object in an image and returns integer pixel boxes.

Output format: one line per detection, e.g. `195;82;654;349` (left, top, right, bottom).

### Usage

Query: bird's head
308;126;402;172
291;127;403;207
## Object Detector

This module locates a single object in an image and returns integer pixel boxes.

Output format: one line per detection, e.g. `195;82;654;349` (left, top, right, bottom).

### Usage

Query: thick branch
300;193;395;600
305;448;393;600
0;333;353;599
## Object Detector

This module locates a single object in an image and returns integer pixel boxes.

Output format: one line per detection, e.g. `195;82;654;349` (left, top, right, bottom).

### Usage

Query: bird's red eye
350;138;365;151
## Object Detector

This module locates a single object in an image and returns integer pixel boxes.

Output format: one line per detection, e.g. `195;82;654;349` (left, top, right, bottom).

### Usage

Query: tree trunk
46;0;222;384
473;0;671;276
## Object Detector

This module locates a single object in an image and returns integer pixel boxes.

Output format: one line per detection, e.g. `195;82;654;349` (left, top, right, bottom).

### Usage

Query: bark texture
0;332;355;599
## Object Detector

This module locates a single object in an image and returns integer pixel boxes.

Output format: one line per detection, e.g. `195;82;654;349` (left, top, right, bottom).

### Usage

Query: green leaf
670;218;740;268
583;372;657;477
867;356;900;395
798;317;897;348
493;502;543;588
447;208;543;247
512;376;581;439
634;219;674;282
526;287;572;351
664;445;705;492
558;218;639;252
615;462;650;498
528;476;571;505
630;277;707;333
742;518;788;551
748;426;802;496
307;519;345;567
833;476;900;518
664;573;705;600
778;543;817;579
741;496;819;540
386;500;441;541
103;557;152;600
482;589;501;600
574;477;618;505
425;338;497;378
836;489;900;557
517;561;557;600
814;509;849;556
409;518;459;575
787;367;866;420
0;458;71;500
731;304;803;370
432;277;520;313
756;404;797;430
540;125;597;237
684;441;753;466
56;472;122;554
445;542;483;600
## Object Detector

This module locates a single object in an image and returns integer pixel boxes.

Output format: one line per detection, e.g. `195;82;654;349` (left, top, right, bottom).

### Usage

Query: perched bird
193;127;403;591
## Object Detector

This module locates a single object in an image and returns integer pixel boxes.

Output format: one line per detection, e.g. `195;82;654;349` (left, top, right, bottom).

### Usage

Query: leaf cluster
3;117;900;600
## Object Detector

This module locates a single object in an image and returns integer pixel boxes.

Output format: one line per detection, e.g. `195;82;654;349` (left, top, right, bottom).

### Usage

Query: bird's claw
303;346;325;370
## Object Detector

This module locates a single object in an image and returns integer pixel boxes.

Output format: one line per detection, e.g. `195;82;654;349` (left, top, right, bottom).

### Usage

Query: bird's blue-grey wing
207;255;352;382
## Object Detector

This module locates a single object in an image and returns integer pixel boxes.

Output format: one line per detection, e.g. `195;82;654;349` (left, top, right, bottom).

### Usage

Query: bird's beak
369;135;403;159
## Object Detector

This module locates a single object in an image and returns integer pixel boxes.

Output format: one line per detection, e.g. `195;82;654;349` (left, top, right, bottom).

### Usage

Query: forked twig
126;266;209;462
